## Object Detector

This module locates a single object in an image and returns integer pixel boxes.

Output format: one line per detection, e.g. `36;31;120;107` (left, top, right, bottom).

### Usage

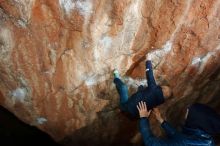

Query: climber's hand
153;108;164;124
137;101;151;118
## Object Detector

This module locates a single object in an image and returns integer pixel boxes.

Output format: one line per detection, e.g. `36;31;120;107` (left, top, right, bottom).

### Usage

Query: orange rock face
0;0;220;145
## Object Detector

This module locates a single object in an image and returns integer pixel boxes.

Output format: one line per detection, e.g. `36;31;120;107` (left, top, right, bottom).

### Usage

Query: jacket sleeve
146;60;157;88
161;121;177;138
140;118;166;146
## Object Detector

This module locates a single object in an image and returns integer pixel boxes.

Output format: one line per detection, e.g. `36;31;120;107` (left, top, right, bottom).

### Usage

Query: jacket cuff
161;121;176;135
140;117;149;130
146;61;152;69
161;120;167;127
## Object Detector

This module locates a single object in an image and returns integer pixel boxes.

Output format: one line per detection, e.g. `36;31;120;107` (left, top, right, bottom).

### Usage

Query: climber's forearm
146;61;157;87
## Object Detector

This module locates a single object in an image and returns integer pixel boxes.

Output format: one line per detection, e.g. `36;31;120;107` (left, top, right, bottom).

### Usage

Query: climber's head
161;86;172;99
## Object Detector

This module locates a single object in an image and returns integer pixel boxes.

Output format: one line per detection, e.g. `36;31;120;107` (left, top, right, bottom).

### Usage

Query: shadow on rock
0;106;60;146
60;103;142;146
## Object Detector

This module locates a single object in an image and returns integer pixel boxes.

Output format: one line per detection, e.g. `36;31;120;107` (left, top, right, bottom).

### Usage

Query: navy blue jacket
121;61;165;117
140;118;215;146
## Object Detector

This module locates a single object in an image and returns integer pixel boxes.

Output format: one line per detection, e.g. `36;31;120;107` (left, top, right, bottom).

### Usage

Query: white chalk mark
148;41;172;66
36;117;47;124
0;27;14;62
191;57;201;65
101;36;112;54
11;88;27;103
198;52;215;74
75;0;93;17
59;0;75;14
59;0;93;17
191;51;217;74
84;74;107;86
124;77;147;88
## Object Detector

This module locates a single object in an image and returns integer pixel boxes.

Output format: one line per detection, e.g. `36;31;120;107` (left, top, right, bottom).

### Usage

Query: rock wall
0;0;220;145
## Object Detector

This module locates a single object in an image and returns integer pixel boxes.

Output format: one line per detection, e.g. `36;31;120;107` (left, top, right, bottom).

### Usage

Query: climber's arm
140;118;167;146
161;121;177;138
146;54;157;88
137;102;167;146
153;108;177;138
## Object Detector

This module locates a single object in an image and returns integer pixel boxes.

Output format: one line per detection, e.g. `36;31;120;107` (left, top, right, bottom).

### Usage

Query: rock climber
113;54;172;117
137;101;219;146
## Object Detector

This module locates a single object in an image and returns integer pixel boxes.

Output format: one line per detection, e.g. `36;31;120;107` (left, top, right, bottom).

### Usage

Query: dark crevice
0;106;61;146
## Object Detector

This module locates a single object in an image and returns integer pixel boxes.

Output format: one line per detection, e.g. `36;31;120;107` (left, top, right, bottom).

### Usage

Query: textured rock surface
0;0;220;145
